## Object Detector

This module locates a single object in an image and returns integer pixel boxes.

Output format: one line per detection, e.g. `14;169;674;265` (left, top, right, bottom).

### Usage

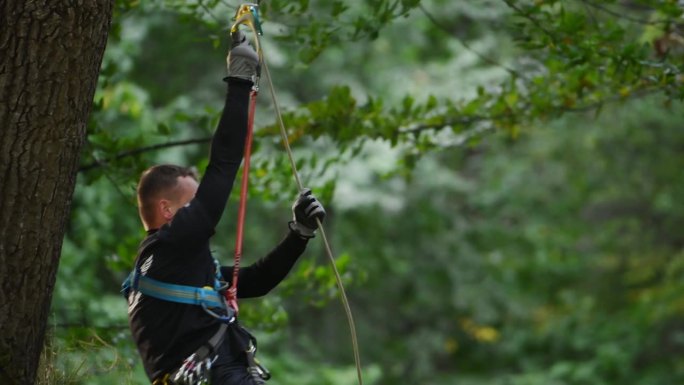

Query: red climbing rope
224;3;262;314
226;89;258;313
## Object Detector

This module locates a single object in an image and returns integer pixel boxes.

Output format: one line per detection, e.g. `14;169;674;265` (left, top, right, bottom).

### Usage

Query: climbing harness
229;4;364;385
121;233;234;323
122;234;234;385
122;231;269;385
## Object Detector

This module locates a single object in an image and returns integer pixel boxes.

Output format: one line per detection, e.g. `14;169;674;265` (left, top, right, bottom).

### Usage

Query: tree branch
577;0;670;26
79;84;667;174
401;114;501;135
197;0;224;26
79;137;212;173
502;0;556;40
419;3;524;79
82;139;136;202
400;84;665;137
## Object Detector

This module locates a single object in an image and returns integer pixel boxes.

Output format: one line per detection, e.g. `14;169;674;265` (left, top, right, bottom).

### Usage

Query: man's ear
159;199;174;221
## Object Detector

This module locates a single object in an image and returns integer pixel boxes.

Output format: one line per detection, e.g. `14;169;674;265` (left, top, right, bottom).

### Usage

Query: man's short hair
137;164;199;225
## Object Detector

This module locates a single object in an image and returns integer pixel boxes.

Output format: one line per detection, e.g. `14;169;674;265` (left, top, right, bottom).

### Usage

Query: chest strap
123;270;226;309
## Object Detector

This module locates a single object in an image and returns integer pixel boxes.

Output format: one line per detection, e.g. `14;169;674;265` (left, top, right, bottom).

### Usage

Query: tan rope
232;6;363;384
262;52;363;384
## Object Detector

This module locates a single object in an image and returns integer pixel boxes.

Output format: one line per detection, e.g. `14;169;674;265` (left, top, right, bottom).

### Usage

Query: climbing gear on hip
153;323;229;385
153;323;271;385
228;323;271;384
246;341;270;384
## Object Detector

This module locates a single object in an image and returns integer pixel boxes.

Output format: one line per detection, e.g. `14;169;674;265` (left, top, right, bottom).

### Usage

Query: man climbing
123;31;326;385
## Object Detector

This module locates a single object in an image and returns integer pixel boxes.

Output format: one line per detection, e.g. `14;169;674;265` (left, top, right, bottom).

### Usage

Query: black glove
227;30;259;81
289;188;326;239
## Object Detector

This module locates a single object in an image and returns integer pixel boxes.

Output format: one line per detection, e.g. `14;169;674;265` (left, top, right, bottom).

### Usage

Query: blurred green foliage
48;0;683;384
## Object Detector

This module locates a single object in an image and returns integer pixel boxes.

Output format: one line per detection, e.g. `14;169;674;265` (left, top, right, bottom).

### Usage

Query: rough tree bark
0;1;114;384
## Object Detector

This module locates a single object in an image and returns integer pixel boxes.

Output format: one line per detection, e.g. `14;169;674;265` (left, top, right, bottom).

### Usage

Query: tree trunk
0;1;114;384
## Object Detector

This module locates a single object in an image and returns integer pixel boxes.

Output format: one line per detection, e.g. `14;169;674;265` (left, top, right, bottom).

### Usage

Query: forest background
33;0;684;384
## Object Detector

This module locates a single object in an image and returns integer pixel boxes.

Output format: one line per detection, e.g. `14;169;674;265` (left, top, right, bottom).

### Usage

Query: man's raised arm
162;32;259;244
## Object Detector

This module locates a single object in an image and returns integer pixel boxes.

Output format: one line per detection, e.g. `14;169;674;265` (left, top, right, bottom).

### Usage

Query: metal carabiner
230;3;263;63
231;3;263;35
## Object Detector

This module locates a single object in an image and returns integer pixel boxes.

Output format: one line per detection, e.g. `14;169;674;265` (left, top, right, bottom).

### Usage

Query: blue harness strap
120;233;228;311
124;271;226;309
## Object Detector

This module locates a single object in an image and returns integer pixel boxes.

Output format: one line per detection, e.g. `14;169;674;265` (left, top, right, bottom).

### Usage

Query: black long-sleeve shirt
127;79;308;381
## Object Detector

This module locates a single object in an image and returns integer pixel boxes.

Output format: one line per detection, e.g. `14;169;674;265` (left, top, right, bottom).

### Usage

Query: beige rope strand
260;41;364;385
231;8;363;383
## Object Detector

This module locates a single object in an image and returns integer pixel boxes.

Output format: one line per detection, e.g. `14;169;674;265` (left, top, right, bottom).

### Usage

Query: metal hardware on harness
246;341;271;383
201;302;236;324
231;3;263;36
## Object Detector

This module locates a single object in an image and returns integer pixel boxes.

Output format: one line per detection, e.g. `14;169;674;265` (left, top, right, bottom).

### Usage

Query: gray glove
289;188;326;239
226;31;259;81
